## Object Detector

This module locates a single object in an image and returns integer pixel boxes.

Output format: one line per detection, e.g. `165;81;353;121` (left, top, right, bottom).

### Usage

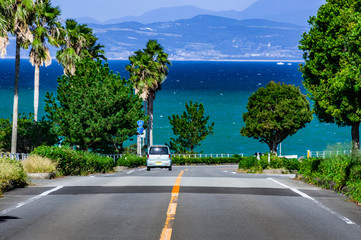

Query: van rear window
150;147;169;155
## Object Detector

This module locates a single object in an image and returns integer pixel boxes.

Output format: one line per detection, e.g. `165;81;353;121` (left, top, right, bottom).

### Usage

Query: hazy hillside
102;0;325;26
89;15;306;60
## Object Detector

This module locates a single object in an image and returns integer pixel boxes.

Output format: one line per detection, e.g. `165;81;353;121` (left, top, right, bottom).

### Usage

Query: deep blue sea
0;59;351;157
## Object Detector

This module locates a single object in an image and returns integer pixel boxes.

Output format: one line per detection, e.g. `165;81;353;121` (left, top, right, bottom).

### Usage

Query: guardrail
173;153;244;158
307;150;352;158
0;152;29;160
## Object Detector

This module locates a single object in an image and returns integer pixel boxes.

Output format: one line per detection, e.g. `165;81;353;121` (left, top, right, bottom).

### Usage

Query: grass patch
0;157;27;196
22;155;57;173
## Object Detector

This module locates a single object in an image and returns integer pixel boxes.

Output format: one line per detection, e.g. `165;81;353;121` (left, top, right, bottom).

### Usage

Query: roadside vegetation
238;155;300;173
31;146;114;176
298;155;361;203
0;157;27;197
22;155;57;173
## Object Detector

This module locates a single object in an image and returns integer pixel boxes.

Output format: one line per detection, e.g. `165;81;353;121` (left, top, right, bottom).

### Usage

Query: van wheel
168;166;172;171
147;167;150;171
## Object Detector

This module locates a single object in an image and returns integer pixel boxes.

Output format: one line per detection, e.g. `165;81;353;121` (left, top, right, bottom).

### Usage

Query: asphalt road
1;165;361;240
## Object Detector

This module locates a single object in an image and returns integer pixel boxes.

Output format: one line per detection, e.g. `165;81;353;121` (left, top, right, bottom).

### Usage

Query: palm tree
126;40;171;147
0;0;34;154
29;0;61;122
56;19;106;75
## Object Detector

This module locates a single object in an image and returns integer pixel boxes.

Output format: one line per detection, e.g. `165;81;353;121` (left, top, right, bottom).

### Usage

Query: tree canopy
241;81;312;154
168;101;214;153
299;0;361;150
45;58;147;153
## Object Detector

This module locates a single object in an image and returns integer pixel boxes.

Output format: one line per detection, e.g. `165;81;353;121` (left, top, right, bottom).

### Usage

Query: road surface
1;165;361;239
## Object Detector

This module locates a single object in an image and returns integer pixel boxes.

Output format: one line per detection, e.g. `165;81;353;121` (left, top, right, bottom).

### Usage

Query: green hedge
116;154;241;167
31;146;114;175
115;154;299;171
299;155;361;203
238;155;300;172
117;154;146;167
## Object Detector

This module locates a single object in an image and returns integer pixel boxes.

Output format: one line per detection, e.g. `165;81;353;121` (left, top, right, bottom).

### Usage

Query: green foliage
299;155;358;190
168;101;215;153
56;19;106;75
31;146;114;175
45;58;147;153
346;180;361;203
117;154;146;168
299;1;361;149
238;155;300;172
241;81;312;154
126;39;171;98
172;155;241;165
0;157;27;195
0;113;58;153
299;155;361;203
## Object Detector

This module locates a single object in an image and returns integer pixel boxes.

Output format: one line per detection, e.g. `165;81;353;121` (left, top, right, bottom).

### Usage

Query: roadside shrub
239;155;299;172
239;156;258;169
0;114;57;153
349;164;361;182
314;155;352;190
0;157;27;195
31;146;114;175
346;180;361;203
117;154;146;167
173;156;240;165
282;158;300;171
22;155;57;173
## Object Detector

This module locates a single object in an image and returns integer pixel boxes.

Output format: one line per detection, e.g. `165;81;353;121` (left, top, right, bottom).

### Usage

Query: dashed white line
268;178;356;225
0;186;63;215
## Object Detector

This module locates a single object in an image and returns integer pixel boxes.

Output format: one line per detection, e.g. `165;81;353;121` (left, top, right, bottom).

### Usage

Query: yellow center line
160;170;186;240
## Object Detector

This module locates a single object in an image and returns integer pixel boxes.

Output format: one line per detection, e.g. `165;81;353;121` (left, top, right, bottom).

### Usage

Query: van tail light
169;154;171;158
147;154;149;158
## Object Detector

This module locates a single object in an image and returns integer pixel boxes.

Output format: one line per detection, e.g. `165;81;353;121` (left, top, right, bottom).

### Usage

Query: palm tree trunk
11;39;20;154
148;95;154;146
34;64;40;122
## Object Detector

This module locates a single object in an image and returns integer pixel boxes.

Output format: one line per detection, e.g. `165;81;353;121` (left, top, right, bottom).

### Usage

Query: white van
146;145;172;171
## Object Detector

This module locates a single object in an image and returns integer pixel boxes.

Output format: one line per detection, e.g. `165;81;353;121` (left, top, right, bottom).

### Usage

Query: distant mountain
4;15;308;61
89;15;307;60
105;6;213;25
238;0;325;26
103;0;325;26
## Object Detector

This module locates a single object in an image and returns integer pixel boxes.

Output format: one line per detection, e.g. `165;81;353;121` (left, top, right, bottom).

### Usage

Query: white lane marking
138;168;146;171
223;170;228;173
268;178;356;225
232;172;236;175
0;186;63;215
126;170;135;175
89;176;95;178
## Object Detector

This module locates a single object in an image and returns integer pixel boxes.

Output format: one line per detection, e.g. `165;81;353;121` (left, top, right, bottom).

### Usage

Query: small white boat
277;62;285;65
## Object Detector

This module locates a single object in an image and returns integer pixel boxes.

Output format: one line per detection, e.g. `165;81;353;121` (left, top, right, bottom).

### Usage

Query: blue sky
52;0;258;22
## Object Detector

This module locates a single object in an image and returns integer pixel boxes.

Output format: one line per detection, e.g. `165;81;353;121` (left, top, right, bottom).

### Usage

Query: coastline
0;57;305;63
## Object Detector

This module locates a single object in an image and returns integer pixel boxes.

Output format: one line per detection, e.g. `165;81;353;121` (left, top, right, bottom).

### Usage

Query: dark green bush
239;156;258;169
173;156;240;165
319;155;353;190
346;180;361;203
31;146;114;175
349;164;361;182
282;158;300;171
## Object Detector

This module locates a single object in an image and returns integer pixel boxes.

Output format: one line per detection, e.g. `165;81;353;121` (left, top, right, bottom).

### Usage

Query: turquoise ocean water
0;59;351;156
